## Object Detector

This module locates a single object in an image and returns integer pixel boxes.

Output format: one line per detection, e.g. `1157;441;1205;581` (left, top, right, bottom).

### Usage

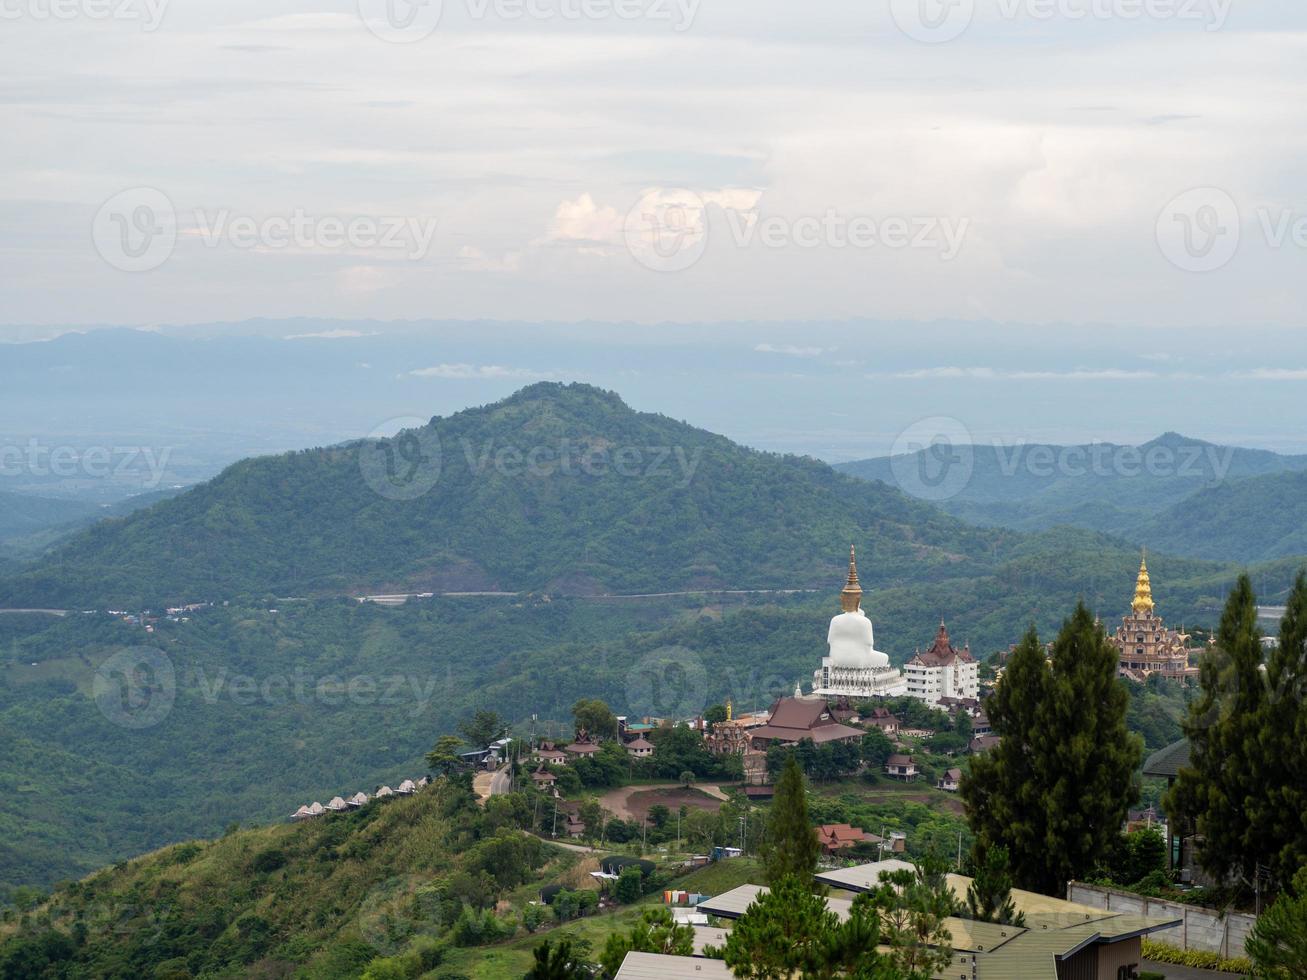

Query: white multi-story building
904;622;978;705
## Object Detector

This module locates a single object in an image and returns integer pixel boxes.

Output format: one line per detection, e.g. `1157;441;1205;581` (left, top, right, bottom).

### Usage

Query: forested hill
0;383;1007;608
836;432;1307;543
1131;470;1307;562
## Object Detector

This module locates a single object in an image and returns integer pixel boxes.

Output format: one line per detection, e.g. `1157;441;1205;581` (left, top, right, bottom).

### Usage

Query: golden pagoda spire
1132;551;1155;615
840;544;863;613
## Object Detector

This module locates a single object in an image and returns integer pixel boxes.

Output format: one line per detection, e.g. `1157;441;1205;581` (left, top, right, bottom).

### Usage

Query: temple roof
908;620;975;667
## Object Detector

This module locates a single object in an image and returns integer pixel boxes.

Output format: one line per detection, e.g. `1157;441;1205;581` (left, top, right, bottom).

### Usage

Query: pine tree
1166;574;1268;888
966;845;1025;926
964;607;1142;895
1038;602;1143;894
762;755;819;885
962;626;1051;892
1263;570;1307;887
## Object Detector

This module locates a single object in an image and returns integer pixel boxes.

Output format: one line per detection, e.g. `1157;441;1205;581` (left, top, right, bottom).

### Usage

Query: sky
3;0;1307;328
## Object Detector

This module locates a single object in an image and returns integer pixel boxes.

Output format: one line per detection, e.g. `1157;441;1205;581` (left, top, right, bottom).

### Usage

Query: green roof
1143;738;1191;778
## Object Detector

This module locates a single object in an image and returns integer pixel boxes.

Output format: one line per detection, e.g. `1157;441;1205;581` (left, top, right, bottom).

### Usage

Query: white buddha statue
812;546;904;697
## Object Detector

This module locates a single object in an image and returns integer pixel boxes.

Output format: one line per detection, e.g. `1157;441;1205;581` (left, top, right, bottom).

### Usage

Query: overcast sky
3;0;1307;329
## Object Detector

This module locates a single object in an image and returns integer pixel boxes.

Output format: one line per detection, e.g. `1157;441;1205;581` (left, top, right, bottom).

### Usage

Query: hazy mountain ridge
837;433;1307;558
0;383;1007;608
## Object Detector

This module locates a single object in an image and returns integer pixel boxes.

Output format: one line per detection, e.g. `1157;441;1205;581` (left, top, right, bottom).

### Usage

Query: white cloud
755;343;831;357
284;329;379;340
888;367;1184;381
405;364;552;380
1230;368;1307;381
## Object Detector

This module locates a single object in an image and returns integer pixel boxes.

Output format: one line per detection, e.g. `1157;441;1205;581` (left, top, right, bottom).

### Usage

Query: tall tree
525;938;594;980
599;907;694;978
717;875;840;980
762;755;819;885
424;734;466;776
1262;570;1307;887
458;709;507;749
962;626;1051;891
571;699;618;741
1166;574;1269;888
1247;866;1307;980
964;607;1142;895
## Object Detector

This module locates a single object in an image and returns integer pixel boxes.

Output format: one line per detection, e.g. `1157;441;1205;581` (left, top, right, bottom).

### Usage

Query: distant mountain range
836;433;1307;563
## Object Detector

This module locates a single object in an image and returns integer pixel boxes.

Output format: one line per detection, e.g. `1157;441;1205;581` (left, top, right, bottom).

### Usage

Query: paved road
532;834;599;854
0;608;68;616
489;765;513;796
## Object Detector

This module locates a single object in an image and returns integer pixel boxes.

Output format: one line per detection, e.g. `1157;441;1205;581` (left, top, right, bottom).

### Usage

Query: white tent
375;785;395;798
348;792;369;808
397;779;416;795
326;796;349;812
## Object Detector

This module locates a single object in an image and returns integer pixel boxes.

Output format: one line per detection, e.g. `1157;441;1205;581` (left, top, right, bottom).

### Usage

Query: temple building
1111;556;1198;682
811;547;907;699
904;621;978;705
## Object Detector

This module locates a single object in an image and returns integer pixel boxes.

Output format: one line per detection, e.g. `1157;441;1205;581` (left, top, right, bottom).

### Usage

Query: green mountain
836;432;1307;546
0;384;1003;608
0;384;1281;900
0;779;580;980
0;493;99;543
1132;470;1307;562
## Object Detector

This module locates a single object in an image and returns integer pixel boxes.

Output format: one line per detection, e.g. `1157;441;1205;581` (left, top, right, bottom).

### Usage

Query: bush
1141;939;1251;974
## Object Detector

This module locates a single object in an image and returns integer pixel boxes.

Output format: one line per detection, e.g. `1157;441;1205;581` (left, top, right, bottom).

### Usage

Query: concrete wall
1067;882;1256;958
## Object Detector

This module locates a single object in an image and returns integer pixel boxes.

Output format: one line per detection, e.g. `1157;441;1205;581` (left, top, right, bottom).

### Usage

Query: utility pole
552;795;559;838
956;831;962;870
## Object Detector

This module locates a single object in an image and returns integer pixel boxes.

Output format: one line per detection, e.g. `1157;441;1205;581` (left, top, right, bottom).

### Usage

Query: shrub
1141;939;1252;974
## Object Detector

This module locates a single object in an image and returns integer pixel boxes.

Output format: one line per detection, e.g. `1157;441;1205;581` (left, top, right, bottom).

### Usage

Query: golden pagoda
1132;554;1155;614
1111;552;1196;683
840;545;862;613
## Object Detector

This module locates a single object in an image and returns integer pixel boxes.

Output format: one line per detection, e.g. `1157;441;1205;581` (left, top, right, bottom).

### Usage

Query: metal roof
696;884;853;922
1143;738;1191;778
613;952;732;980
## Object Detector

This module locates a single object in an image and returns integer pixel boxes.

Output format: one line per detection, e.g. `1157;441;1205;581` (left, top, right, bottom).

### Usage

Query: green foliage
1260;571;1307;887
719;874;841;979
0;783;560;978
1166;574;1281;890
525;937;595;980
1247;866;1307;980
614;866;644;904
571;699;618;741
458;709;506;749
965;844;1025;927
598;907;693;978
964;606;1143;895
426;735;468;776
762;757;818;886
1140;939;1251;974
1094;827;1167;888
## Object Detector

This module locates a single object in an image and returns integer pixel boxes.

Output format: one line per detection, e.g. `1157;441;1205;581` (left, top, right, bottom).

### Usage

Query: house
1143;738;1201;881
885;754;918;780
347;792;370;808
325;796;349;813
969;734;1000;754
937;767;962;792
564;739;601;758
531;767;557;789
815;823;877;856
397;779;417;795
864;707;899;735
565;813;586;838
748;697;865;751
626;736;655;759
375;785;395;798
614;952;732;979
971;712;992;737
534;742;569;766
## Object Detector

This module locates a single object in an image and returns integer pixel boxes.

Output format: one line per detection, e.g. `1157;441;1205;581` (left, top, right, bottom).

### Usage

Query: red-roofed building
905;621;978;706
815;823;878;855
748;697;865;751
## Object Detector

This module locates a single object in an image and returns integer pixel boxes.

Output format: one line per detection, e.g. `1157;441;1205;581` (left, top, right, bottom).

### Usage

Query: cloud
755;343;831;358
887;367;1184;381
336;266;403;295
1230;368;1307;381
284;329;379;340
405;364;552;380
